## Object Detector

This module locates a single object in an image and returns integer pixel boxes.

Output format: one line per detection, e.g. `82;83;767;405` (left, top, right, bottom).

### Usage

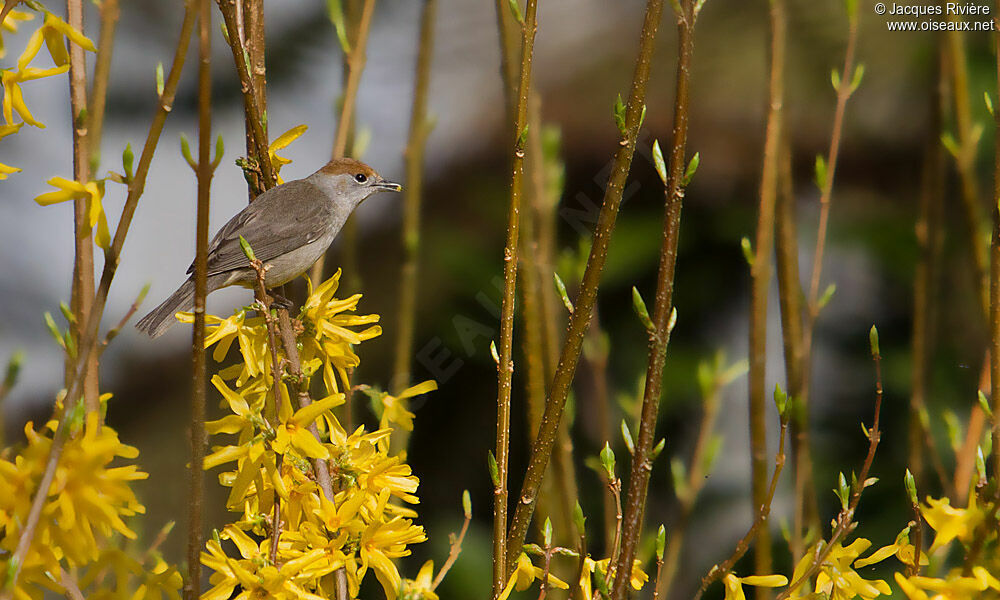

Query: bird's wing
187;179;333;277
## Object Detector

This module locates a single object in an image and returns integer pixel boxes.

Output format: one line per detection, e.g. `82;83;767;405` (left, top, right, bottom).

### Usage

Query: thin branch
991;0;1000;487
774;136;816;562
493;0;539;595
215;0;275;188
747;0;785;586
608;2;697;598
693;409;789;600
309;0;377;285
184;0;212;596
392;0;437;399
430;505;472;591
505;0;666;573
774;337;884;600
0;4;198;594
66;0;99;414
86;0;119;168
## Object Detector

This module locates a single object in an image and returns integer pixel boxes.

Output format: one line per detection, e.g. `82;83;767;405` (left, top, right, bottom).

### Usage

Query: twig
991;0;1000;487
66;0;99;414
185;0;212;595
774;136;815;562
59;569;85;600
774;331;884;600
0;5;198;594
493;0;539;595
568;522;587;600
945;24;989;319
86;0;119;168
309;0;377;284
505;0;666;574
747;0;785;587
430;500;472;591
656;358;729;598
391;0;437;398
215;0;275;188
98;287;147;354
608;3;697;598
692;406;788;600
910;41;951;499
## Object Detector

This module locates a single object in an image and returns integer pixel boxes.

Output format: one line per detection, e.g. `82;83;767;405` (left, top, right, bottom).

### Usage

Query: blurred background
0;0;993;597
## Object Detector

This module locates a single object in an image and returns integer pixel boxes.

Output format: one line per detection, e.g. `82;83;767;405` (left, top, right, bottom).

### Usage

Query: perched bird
136;157;401;338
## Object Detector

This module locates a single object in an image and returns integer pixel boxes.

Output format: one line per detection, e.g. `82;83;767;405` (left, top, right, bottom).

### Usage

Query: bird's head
310;157;402;209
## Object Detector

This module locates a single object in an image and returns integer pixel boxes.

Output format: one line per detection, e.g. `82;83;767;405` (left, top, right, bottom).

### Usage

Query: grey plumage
135;158;401;339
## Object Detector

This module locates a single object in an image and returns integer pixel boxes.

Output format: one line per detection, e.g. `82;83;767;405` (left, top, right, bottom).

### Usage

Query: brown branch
215;0;275;189
505;0;665;574
66;0;99;415
493;0;539;595
992;0;1000;488
86;0;119;168
430;500;472;591
309;0;376;285
184;0;212;595
747;0;785;587
693;409;789;600
774;137;816;562
910;42;951;499
0;4;198;595
656;357;730;598
945;25;989;319
391;0;437;398
608;2;697;598
774;334;884;600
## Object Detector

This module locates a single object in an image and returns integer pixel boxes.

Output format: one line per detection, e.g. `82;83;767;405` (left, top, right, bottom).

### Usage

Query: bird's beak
375;179;403;192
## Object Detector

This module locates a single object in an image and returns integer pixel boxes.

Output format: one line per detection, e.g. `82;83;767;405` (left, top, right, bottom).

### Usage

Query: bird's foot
269;291;295;310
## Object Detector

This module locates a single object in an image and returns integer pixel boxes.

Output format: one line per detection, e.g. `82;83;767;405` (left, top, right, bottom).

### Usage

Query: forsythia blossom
195;271;432;599
0;410;182;599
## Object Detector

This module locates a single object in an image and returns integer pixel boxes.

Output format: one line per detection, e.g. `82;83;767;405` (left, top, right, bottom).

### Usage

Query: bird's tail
136;279;196;339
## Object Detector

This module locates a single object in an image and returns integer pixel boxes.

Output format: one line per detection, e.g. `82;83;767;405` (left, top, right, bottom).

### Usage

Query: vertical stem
67;0;99;414
87;0;119;169
911;45;947;491
991;0;1000;482
748;0;784;586
392;0;437;396
946;26;989;318
609;2;695;598
493;1;539;595
309;0;376;285
505;0;665;572
774;136;814;561
185;0;212;597
493;0;519;118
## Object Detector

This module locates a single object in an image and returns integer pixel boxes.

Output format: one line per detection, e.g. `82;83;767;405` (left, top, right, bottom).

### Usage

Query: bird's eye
354;173;368;183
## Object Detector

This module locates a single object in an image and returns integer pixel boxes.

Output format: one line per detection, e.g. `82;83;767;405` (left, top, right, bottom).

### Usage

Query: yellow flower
499;552;569;600
895;567;1000;600
357;489;428;599
300;270;381;394
921;495;985;552
0;9;33;59
788;538;891;600
18;11;96;70
268;123;307;183
723;574;789;600
378;380;437;433
400;560;439;600
35;176;110;248
2;64;69;127
0;413;148;582
273;389;345;460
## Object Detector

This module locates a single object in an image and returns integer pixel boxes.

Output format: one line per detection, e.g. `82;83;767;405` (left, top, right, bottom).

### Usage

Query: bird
136;157;402;338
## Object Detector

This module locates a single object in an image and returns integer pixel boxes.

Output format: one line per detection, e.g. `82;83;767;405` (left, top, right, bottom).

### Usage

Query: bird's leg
268;290;296;310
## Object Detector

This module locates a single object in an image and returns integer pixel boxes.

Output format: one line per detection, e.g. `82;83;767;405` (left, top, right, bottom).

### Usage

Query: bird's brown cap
319;157;380;179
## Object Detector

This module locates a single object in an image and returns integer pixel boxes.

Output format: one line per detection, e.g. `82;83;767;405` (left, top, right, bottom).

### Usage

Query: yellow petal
398;380;438;399
740;575;788;587
44;13;96;52
269;124;307;151
16;27;44;71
